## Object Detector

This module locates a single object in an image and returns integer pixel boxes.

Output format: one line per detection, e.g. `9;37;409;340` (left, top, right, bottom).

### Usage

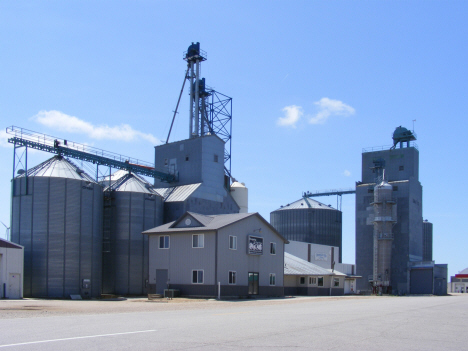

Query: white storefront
449;268;468;293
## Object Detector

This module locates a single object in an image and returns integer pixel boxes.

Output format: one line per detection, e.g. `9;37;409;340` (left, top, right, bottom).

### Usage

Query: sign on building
315;253;328;261
248;236;263;255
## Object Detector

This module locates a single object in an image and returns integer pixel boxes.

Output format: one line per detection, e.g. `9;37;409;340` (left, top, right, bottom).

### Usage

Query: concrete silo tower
356;126;423;294
370;174;397;293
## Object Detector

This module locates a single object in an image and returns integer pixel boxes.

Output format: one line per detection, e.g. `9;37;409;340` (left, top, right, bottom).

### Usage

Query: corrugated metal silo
10;155;103;298
102;172;163;295
270;198;343;262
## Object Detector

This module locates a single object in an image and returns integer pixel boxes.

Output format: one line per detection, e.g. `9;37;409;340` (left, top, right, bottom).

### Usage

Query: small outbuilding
144;212;287;298
284;253;346;296
0;238;24;299
408;261;447;295
449;268;468;293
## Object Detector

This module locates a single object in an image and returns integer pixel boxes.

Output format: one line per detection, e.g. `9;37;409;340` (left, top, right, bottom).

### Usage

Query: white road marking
0;330;157;348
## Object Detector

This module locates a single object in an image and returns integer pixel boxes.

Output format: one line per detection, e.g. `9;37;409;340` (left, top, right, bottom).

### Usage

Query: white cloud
32;110;160;145
0;129;11;148
277;105;303;128
309;98;355;125
344;170;351;177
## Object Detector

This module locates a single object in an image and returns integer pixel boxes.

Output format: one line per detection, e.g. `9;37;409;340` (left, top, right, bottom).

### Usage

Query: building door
410;269;433;294
156;269;168;295
9;273;21;299
248;272;259;295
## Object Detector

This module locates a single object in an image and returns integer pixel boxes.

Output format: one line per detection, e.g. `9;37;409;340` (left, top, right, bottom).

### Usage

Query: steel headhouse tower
166;42;232;177
185;42;207;138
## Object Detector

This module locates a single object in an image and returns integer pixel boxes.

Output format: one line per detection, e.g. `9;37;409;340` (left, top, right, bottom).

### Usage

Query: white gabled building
284;253;347;296
144;211;288;298
0;238;24;299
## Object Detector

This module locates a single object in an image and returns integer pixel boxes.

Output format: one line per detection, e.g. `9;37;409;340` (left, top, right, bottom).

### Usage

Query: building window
333;278;340;287
192;270;204;284
300;277;305;285
185;156;189;161
229;235;237;250
399;165;404;171
164;159;168;166
269;273;276;286
393;186;398;191
309;277;317;285
318;277;324;287
229;271;236;285
214;154;218;163
270;242;276;255
159;235;169;249
192;234;204;248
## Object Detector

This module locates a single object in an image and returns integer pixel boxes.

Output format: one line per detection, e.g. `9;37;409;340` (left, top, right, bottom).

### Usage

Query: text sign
315;253;328;261
248;236;263;255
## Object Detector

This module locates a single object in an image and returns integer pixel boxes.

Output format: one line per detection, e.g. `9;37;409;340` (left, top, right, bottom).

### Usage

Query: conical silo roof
102;169;147;183
105;172;156;194
274;197;337;211
16;155;96;183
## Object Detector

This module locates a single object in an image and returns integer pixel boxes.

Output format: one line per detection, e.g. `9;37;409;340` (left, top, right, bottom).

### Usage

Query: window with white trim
309;277;317;285
333;278;340;287
318;276;324;287
159;235;170;249
192;234;204;248
192;270;204;284
229;235;237;250
300;276;305;285
270;242;276;255
269;273;276;286
229;271;236;285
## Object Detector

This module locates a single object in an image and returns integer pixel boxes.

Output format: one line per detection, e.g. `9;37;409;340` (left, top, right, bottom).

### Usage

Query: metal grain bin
102;172;163;296
270;198;343;262
11;156;103;298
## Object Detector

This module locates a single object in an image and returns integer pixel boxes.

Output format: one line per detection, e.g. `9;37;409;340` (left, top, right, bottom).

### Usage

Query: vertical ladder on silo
102;191;113;253
373;230;378;284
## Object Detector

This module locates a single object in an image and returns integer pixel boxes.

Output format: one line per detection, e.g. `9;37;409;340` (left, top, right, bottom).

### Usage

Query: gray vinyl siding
217;216;284;287
147;214;286;296
149;231;217;286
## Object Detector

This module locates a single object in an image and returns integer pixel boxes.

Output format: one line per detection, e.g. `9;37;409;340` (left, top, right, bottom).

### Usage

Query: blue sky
1;1;467;278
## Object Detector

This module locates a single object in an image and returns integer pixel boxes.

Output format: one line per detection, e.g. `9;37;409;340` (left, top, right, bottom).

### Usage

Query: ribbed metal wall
102;184;163;296
422;221;433;262
11;175;103;298
270;207;342;262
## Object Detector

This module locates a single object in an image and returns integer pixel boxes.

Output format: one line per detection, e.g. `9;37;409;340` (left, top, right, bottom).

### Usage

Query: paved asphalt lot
0;294;467;350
